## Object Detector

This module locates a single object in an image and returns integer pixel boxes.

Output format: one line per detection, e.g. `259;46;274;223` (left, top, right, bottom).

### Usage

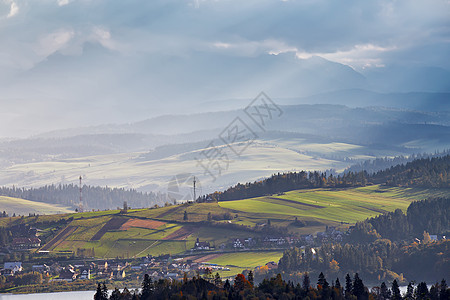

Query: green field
219;185;449;225
2;185;447;260
207;251;284;268
0;196;73;215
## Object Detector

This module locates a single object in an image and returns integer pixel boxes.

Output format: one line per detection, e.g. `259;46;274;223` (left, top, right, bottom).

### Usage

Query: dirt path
91;217;128;241
156;206;180;218
41;226;77;251
163;226;193;240
267;197;324;209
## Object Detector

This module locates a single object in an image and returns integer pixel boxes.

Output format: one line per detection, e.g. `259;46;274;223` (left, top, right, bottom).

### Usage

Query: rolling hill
0;196;73;216
1;185;447;261
0;102;449;203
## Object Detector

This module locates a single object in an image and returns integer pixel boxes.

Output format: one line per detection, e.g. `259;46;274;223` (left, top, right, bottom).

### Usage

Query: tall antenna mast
193;176;196;202
79;175;82;205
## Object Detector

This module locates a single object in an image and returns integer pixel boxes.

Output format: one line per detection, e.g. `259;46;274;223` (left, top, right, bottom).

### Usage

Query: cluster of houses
0;261;126;281
11;237;41;250
316;226;344;243
0;255;233;283
221;226;345;251
3;225;42;251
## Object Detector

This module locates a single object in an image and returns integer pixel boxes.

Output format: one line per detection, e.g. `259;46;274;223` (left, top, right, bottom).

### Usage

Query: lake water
0;290;95;300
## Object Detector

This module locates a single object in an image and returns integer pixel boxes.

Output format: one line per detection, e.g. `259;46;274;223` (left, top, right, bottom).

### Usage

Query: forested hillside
349;198;449;242
344;150;450;174
206;155;450;201
0;185;168;211
277;197;450;283
372;155;450;188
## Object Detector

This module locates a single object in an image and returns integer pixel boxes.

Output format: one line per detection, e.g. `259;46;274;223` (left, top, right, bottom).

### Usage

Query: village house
11;237;41;250
131;265;142;271
32;264;50;274
244;237;256;247
164;272;180;279
301;234;314;245
192;238;211;251
3;262;23;275
233;239;244;248
56;268;77;282
264;237;286;245
79;268;91;280
111;269;126;279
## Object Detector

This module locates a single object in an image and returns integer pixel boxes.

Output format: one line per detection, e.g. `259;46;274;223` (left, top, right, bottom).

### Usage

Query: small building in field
233;239;244;248
193;238;211;251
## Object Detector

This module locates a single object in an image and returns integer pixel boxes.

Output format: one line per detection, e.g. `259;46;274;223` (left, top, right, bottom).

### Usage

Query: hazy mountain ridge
2;102;449;167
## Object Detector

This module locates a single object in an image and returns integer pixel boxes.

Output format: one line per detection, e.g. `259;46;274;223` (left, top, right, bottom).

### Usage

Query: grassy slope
3;185;447;265
219;185;449;225
0;196;73;215
207;251;284;268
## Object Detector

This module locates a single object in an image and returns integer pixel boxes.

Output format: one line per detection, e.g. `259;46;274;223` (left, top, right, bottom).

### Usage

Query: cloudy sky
0;0;449;138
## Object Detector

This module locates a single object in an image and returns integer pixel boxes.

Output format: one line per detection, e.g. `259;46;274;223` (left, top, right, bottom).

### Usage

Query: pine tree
345;273;353;298
335;278;341;290
247;270;254;287
416;282;429;300
183;210;188;221
224;279;231;291
101;283;108;300
440;279;449;300
380;282;391;300
110;288;121;300
405;282;414;300
214;272;222;287
353;273;365;299
94;283;104;300
141;274;153;300
302;272;310;291
392;279;401;300
318;272;326;287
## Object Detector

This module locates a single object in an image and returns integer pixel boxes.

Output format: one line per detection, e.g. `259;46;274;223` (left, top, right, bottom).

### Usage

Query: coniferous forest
206;155;450;201
0;184;168;210
95;271;450;300
277;197;449;283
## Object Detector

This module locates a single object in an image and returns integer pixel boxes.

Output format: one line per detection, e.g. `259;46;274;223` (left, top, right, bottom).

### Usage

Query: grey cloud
0;0;448;138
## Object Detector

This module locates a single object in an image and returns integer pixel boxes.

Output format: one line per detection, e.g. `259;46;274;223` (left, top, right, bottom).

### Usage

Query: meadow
0;196;73;216
2;184;447;271
218;185;449;226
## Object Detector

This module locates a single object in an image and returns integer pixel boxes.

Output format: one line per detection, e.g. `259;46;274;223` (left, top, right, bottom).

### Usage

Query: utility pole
193;176;196;202
79;176;82;204
79;175;83;212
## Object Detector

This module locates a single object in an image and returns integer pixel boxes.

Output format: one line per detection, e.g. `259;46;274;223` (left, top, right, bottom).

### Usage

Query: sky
0;0;449;138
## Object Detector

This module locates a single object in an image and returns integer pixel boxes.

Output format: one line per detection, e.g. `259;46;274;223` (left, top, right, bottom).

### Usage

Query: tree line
0;184;169;210
351;198;449;242
94;271;450;300
344;150;450;174
204;155;450;201
277;239;449;284
277;198;449;283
